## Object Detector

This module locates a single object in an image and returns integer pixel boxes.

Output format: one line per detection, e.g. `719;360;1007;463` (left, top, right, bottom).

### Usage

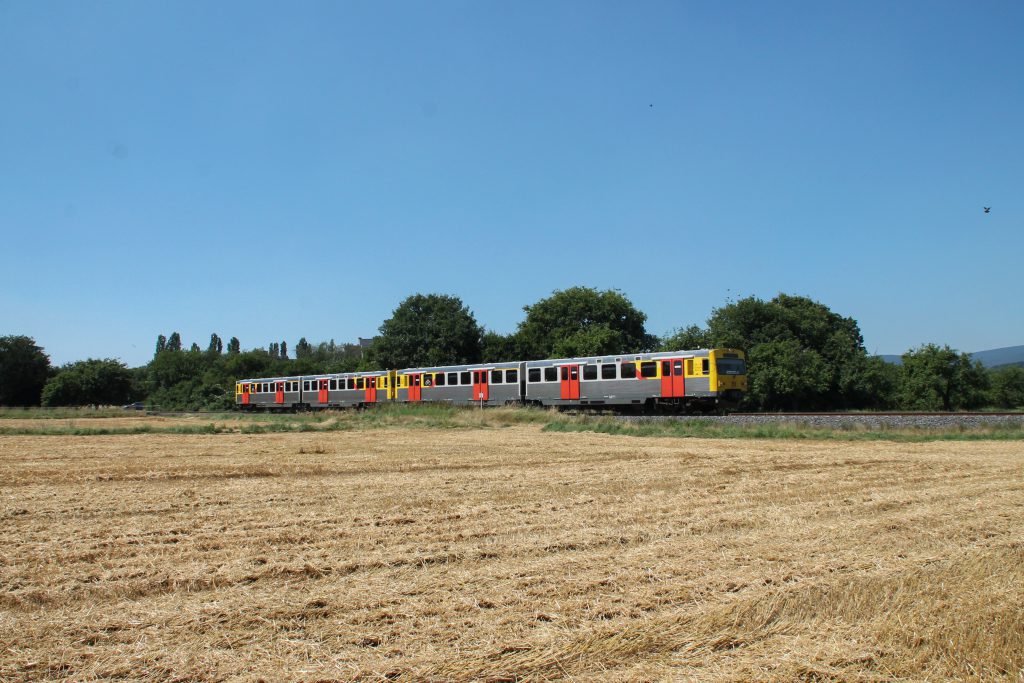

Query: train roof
237;349;742;383
524;348;714;367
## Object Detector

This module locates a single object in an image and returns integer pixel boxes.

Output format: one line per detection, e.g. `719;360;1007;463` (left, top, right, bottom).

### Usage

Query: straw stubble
1;425;1022;681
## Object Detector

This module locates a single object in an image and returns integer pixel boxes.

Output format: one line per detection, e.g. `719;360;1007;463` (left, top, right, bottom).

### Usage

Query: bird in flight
984;207;991;214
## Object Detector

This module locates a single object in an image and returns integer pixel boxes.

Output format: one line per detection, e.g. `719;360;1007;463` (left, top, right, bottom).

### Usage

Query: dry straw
1;419;1022;681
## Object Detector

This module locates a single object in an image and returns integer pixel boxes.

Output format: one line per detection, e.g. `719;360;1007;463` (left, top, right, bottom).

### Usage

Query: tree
482;331;520;362
661;325;712;351
207;334;223;354
516;287;655;360
745;339;831;411
166;332;182;352
280;340;288;360
372;294;483;368
0;335;51;406
41;359;134;407
269;342;280;358
295;337;313;360
704;294;869;410
227;337;241;355
990;366;1024;409
155;335;167;355
899;344;990;411
189;342;201;353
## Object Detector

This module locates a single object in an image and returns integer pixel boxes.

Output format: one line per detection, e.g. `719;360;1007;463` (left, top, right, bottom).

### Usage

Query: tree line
2;288;1022;411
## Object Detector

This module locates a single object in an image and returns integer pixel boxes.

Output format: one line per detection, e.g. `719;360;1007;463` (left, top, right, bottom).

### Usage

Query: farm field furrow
1;424;1023;681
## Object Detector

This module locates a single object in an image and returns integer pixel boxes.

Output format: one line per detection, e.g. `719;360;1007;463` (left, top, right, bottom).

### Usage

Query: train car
317;370;392;409
524;348;745;412
235;376;301;411
394;361;522;406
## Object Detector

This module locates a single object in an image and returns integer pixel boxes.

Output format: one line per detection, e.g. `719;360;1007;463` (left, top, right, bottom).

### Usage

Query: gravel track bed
619;413;1024;429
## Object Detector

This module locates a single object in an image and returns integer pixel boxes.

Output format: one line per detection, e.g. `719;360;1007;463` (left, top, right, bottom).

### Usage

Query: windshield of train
716;359;747;375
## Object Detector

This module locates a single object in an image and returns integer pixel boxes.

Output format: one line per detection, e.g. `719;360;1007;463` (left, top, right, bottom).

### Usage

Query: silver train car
235;348;747;413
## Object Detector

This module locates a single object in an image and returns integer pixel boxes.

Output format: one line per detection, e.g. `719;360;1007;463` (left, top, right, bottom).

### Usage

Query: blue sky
2;1;1021;367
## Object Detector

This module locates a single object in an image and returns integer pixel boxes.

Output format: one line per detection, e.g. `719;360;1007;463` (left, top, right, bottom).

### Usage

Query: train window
717;358;746;375
582;364;597;380
448;372;457;385
602;364;617;380
461;371;470;385
545;367;557;382
329;379;337;390
702;359;710;374
264;383;270;393
662;360;671;377
673;360;683;376
412;375;420;387
570;366;578;380
357;378;365;390
561;366;569;381
435;373;445;386
621;362;635;379
424;375;433;387
640;361;658;378
303;381;309;391
507;369;517;383
491;370;503;383
345;378;353;390
528;368;541;383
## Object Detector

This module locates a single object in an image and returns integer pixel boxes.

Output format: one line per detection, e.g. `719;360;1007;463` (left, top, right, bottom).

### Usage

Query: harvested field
1;422;1023;681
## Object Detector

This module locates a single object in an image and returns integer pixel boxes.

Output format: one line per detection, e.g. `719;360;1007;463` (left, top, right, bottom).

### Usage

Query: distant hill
876;345;1024;368
971;346;1024;368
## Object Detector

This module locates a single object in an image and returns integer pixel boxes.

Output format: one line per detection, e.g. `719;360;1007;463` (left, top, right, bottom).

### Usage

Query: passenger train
235;348;747;413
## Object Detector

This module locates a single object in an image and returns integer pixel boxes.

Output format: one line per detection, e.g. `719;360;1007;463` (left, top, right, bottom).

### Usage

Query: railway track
617;411;1024;429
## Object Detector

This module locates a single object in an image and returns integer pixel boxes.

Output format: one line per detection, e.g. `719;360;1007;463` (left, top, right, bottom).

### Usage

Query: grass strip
542;416;1024;442
1;406;1021;441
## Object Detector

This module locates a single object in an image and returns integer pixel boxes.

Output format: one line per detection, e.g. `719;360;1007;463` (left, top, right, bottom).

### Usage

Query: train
235;348;747;413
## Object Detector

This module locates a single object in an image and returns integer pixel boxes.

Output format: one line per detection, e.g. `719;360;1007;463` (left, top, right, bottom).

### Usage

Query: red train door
560;365;580;400
409;373;421;402
275;381;284;404
242;384;250;405
366;377;377;403
661;359;685;398
318;379;328;404
473;370;489;401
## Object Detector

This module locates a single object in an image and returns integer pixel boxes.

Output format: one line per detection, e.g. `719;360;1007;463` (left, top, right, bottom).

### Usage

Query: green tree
704;294;869;410
990;366;1024;409
166;332;182;352
227;337;241;355
745;339;831;411
280;340;288;360
295;337;313;360
838;354;902;410
898;344;989;411
481;331;520;362
207;333;223;354
0;335;51;406
516;287;655;360
660;325;711;351
41;359;134;407
189;342;201;353
372;294;483;368
155;335;167;355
